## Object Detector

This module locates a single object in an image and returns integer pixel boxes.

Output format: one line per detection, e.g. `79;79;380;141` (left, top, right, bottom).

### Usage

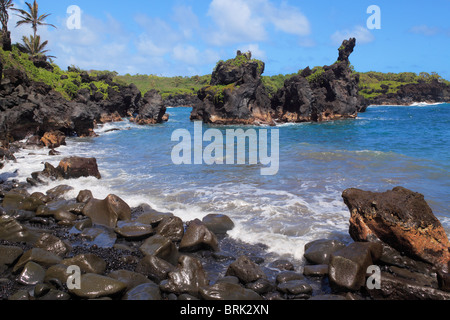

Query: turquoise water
11;103;450;261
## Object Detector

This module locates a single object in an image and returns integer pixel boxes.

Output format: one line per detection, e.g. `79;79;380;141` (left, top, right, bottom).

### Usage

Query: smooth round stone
303;264;329;277
136;210;174;226
276;280;313;295
13;248;62;273
122;282;162;300
201;214;235;235
0;215;39;243
69;273;127;299
155;217;184;242
276;271;305;283
34;233;72;258
139;235;179;265
304;239;346;265
114;221;154;239
108;270;151;291
37;289;71;300
62;253;106;274
17;261;46;285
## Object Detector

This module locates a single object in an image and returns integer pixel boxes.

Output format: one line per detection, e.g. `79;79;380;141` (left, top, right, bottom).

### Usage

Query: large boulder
57;157;102;180
82;194;131;228
342;187;450;272
159;255;209;297
130;89;167;125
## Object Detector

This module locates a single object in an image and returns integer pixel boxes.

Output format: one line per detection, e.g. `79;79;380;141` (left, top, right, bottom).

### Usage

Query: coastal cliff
0;48;167;145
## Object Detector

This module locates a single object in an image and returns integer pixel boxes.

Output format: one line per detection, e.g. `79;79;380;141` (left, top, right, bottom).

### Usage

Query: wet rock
277;280;313;295
76;190;93;203
0;245;23;270
17;261;45;285
245;278;274;295
328;242;383;291
108;270;151;291
80;227;117;248
57;157;102;180
139;235;179;265
82;194;131;228
122;282;162;300
368;272;450;300
226;255;267;284
115;221;154;240
155;216;184;242
199;282;263;300
136;210;174;227
135;255;176;283
44;264;71;286
437;272;450;292
276;271;304;283
268;259;295;271
304;239;347;265
34;233;72;258
2;192;44;213
202;214;235;235
68;273;127;299
160;255;209;297
40;131;66;149
303;264;329;277
46;185;74;199
37;289;71;300
0;215;39;243
13;248;62;273
61;254;107;274
8;290;30;300
343;187;450;272
179;219;219;252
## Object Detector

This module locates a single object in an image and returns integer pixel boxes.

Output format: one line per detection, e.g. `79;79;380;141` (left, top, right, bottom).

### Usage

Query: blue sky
8;0;450;79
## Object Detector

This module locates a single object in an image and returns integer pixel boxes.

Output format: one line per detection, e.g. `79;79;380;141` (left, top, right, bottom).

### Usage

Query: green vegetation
357;71;450;99
203;83;239;104
0;45;119;100
114;74;211;100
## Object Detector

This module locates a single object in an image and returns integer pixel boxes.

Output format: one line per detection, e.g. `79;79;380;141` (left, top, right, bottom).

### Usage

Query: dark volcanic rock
272;38;365;123
130;89;168;125
367;80;450;106
343;187;450;272
191;52;274;125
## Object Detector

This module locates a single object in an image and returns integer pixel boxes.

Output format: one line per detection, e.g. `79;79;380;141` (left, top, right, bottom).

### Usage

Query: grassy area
114;74;211;100
0;46;120;100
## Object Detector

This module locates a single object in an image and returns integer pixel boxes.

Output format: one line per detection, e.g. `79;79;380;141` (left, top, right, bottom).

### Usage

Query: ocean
4;103;450;264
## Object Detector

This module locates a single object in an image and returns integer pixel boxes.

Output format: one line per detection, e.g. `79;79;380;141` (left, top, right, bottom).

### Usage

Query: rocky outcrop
190;53;274;125
342;187;450;272
0;64;167;143
366;80;450;106
272;38;366;122
130;90;168;125
191;39;366;126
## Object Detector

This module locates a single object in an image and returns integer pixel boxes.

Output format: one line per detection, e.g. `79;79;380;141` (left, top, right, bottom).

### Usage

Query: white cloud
207;0;267;45
331;25;375;45
207;0;310;46
409;25;445;37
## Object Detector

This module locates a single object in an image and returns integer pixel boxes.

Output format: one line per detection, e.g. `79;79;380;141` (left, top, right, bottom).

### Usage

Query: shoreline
1;108;450;300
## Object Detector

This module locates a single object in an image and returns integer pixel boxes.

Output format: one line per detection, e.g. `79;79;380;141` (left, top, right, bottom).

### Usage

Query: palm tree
0;0;14;32
19;34;54;57
12;0;56;38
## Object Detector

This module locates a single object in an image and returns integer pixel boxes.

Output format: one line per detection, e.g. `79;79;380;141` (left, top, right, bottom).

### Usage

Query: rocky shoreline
1;139;450;301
